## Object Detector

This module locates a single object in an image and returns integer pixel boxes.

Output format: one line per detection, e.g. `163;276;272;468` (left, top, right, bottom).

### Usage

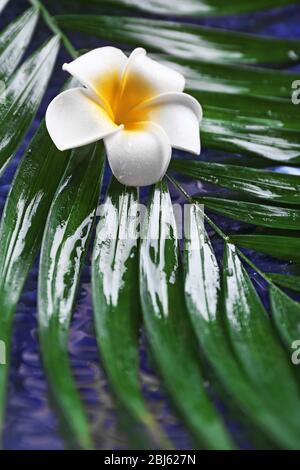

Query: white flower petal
46;88;120;151
137;92;202;154
62;47;127;110
120;48;185;110
104;122;171;187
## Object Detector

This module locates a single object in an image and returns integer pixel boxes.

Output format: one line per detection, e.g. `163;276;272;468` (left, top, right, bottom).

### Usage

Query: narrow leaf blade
199;197;300;230
0;7;39;81
0;0;9;14
230;235;300;263
92;178;168;448
74;0;299;17
38;142;105;449
268;273;300;293
171;160;300;205
139;181;234;450
156;54;298;101
57;15;300;65
0;122;69;437
202;113;300;162
223;243;300;448
0;36;60;175
270;285;300;348
184;204;299;448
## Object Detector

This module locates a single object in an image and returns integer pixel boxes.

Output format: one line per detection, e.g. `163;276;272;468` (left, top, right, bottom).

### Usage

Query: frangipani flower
46;47;202;187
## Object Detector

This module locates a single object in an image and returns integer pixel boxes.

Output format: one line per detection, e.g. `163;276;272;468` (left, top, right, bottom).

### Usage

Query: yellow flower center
95;69;154;130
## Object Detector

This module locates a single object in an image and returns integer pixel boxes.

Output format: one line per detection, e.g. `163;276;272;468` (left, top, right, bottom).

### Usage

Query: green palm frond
269;273;300;292
140;182;234;450
231;234;300;263
156;55;298;100
0;7;38;79
38;142;105;449
67;0;298;17
0;35;59;173
183;205;294;448
0;0;300;450
0;0;9;14
57;14;300;65
92;179;171;449
270;285;300;347
0;120;70;433
222;243;300;445
196;197;300;229
171;159;300;204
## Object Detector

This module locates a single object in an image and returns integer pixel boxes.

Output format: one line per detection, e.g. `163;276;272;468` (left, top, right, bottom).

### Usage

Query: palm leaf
139;181;234;449
223;243;300;448
92;178;170;448
231;235;300;263
38;142;105;449
203;116;300;162
0;0;9;14
157;55;298;100
268;273;300;292
184;203;300;448
57;14;300;65
0;36;60;175
171;160;300;205
197;197;300;230
0;7;38;81
0;122;69;436
71;0;298;16
270;285;300;348
196;91;299;129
